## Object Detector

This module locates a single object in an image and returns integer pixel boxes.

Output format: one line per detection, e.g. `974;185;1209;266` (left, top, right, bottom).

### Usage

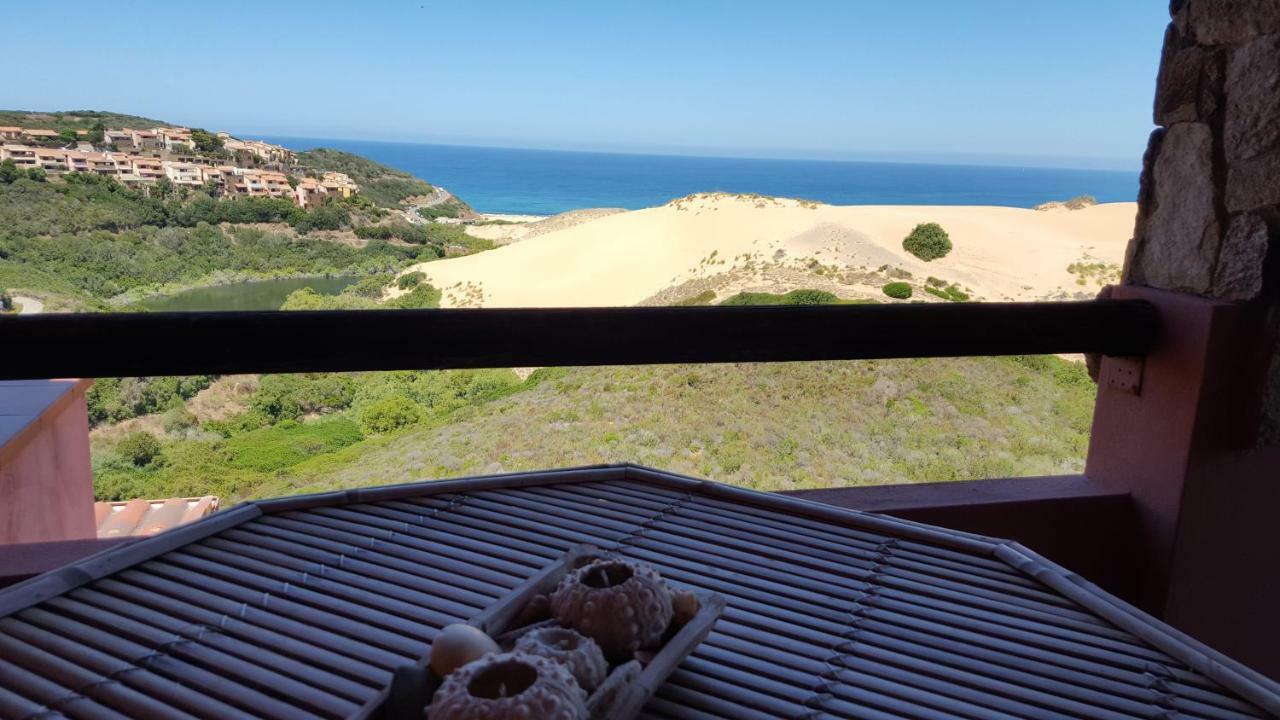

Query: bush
85;376;215;427
902;223;952;261
882;282;913;299
251;373;356;421
118;432;163;467
224;417;363;471
720;288;840;306
673;290;716;306
396;271;425;290
389;283;441;309
0;289;11;311
160;405;198;434
291;204;350;233
360;395;424;434
782;289;837;305
925;284;970;302
341;275;391;299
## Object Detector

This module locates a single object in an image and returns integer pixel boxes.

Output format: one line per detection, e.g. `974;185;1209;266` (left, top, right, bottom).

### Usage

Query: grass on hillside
91;355;1097;503
0;110;170;132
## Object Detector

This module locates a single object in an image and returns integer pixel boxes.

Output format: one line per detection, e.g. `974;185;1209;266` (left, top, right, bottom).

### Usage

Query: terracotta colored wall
1090;0;1280;680
0;381;95;544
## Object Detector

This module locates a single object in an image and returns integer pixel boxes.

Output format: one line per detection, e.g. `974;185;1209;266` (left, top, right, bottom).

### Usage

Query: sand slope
400;194;1136;307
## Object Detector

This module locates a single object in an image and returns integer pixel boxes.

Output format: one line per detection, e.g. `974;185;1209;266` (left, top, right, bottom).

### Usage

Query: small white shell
429;623;501;677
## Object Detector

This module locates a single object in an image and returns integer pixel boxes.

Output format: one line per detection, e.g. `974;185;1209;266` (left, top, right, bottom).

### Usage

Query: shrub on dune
902;222;952;261
882;282;913;299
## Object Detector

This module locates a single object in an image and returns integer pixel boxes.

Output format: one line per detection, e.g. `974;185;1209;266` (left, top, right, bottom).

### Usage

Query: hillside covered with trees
295;148;471;216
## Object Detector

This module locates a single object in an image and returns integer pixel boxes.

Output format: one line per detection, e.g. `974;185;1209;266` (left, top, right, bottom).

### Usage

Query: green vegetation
279;282;440;310
720;288;842;306
86;376;215;426
99;354;1093;502
391;284;442;309
673;290;717;306
1065;195;1097;210
1067;258;1120;287
902;222;952;261
397;271;425;290
224;418;364;472
295;149;465;212
93;368;528;501
117;432;163;467
352;222;492;257
0;288;11;312
0;175;453;305
924;277;970;302
189;128;223;154
882;282;913;299
0;110;170;134
360;396;424;434
341;275;392;298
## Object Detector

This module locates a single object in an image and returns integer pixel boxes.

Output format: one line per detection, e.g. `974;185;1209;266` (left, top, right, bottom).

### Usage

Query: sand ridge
396;193;1136;307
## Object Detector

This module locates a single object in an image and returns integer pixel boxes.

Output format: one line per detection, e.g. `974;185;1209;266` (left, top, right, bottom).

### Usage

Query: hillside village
0;124;358;209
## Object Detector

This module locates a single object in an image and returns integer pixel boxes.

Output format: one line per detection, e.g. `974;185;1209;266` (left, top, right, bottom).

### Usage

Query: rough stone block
1224;33;1280;162
1211;212;1274;299
1227;154;1280;211
1129;123;1221;294
1155;23;1224;125
1181;0;1280;46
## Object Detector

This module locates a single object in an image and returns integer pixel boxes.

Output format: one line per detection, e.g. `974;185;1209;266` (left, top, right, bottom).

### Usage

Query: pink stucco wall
0;380;95;544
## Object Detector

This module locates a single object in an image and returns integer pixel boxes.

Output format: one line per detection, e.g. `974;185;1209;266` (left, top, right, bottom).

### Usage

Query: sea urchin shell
550;558;674;662
428;651;587;720
515;627;608;693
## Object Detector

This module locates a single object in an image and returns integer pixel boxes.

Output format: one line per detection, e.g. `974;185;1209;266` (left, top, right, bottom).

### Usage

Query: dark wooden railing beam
0;300;1159;379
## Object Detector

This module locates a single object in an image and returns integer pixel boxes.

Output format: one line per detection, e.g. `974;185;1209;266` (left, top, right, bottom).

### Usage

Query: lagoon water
265;136;1139;216
143;276;355;312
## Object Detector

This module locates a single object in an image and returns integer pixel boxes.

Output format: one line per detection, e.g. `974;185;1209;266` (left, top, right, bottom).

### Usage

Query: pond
142;276;359;312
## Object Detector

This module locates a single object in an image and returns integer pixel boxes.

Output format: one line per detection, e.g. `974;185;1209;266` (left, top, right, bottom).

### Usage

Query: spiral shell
428;651;587;720
515;627;608;693
549;558;673;662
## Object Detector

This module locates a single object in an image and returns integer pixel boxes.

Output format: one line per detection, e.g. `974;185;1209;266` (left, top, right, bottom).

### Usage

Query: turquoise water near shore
143;276;355;312
264;136;1139;216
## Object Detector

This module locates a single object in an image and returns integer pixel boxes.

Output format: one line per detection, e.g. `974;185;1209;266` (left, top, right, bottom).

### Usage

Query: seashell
672;589;700;628
428;651;587;720
550;558;673;662
515;626;608;693
429;624;501;678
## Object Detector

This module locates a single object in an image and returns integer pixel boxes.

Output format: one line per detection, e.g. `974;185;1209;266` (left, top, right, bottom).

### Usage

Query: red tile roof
94;496;218;538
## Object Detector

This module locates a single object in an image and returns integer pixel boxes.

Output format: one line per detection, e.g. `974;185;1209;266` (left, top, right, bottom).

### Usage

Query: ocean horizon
264;136;1139;216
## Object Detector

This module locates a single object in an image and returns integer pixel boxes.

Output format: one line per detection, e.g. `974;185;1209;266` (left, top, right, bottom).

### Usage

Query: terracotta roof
20;129;59;137
94;497;218;538
0;465;1276;718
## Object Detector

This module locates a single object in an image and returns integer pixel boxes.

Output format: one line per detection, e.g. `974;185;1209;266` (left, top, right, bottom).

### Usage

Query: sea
263;136;1139;217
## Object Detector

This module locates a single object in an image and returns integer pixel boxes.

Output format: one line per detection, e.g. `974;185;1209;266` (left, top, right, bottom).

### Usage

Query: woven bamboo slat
0;465;1272;719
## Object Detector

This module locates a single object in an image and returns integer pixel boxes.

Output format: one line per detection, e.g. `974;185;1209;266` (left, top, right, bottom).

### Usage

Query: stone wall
1124;0;1280;443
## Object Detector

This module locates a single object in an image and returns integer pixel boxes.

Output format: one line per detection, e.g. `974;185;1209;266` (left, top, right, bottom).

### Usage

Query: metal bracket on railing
1102;355;1145;395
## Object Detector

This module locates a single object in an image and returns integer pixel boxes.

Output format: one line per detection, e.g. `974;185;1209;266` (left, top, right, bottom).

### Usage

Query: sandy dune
399;194;1136;308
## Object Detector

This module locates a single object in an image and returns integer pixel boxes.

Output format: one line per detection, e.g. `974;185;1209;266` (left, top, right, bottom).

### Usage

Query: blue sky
6;1;1168;169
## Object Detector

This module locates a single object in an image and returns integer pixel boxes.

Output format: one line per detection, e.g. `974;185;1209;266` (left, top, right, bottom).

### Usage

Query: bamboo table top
0;464;1276;719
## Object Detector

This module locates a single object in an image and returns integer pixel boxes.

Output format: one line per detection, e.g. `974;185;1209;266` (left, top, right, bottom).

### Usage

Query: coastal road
13;296;44;315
